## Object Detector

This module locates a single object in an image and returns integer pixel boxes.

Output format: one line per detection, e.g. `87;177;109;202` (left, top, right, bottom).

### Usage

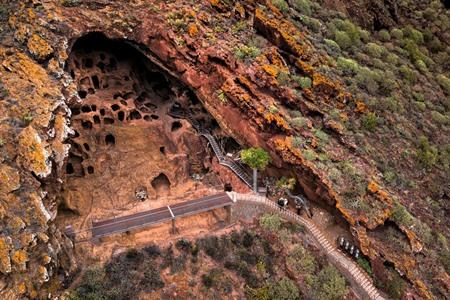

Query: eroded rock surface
0;0;448;299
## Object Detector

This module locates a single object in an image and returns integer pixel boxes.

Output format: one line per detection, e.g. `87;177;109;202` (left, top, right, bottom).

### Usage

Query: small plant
277;71;291;86
364;42;385;58
292;0;312;15
378;29;391;42
390;28;404;40
268;277;300;300
231;20;247;34
302;149;317;161
22;112;33;123
268;105;279;114
357;257;372;276
324;39;341;56
259;213;282;232
290;116;308;130
436;74;450;95
390;201;414;227
292;136;305;148
217;89;228;103
234;44;261;60
295;76;312;89
361;112;378;132
337;57;359;76
416;135;438;168
271;0;289;13
333;30;352;50
0;138;4;147
310;265;347;300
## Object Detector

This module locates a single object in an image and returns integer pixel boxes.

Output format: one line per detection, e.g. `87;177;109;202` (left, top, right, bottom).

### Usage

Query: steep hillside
0;0;448;299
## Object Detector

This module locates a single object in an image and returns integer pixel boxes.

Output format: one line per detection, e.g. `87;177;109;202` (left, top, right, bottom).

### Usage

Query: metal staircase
200;133;253;188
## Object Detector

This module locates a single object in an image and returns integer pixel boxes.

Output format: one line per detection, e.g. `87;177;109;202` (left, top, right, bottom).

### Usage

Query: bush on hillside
268;277;300;300
259;213;282;231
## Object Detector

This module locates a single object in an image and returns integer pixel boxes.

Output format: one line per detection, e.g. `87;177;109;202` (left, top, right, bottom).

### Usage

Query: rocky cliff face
0;0;448;299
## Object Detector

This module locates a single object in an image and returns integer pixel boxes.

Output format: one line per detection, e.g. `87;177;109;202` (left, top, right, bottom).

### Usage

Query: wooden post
226;205;232;223
171;219;176;234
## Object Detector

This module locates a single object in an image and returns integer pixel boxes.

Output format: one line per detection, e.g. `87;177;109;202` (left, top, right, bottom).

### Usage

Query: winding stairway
229;192;386;300
200;133;253;188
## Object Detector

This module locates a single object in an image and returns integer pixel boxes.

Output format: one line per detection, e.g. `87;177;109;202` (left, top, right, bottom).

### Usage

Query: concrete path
230;192;386;300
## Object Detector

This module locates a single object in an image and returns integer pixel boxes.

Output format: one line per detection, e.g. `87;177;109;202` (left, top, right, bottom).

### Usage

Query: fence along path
229;192;386;300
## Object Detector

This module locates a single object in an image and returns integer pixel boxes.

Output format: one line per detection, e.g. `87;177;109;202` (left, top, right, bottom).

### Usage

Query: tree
241;148;271;192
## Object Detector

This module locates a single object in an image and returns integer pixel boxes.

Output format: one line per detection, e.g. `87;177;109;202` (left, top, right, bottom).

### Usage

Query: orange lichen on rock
367;181;380;193
12;250;28;271
187;23;199;37
354;100;368;113
17;126;51;177
263;111;291;131
254;8;308;60
0;236;12;274
415;279;434;300
26;34;53;61
264;47;288;72
0;164;20;194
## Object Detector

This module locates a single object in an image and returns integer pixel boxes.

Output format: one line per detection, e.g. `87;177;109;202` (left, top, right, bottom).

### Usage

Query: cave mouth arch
60;31;235;221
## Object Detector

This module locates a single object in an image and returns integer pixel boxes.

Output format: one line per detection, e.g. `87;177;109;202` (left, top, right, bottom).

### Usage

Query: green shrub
398;65;416;84
359;29;370;43
268;277;300;300
277;71;291;86
364;42;385;58
357;257;372;276
337;57;359;76
231;20;247;34
324;39;341;55
272;0;289;13
292;136;305;148
201;268;221;288
287;245;316;274
303;149;317;160
390;28;403;40
403;39;427;63
414;59;428;73
296;76;312;89
290;116;308;129
437;74;450;94
300;15;321;32
355;67;379;95
292;0;312;15
269;105;279;114
378;29;391;42
313;129;329;143
385;53;399;65
361;112;378;132
310;265;347;300
259;213;282;232
440;250;450;274
234;44;261;60
403;26;424;44
333;31;352;50
217;89;228;103
386;270;406;300
431;110;450;125
390;202;414;227
416;135;438;168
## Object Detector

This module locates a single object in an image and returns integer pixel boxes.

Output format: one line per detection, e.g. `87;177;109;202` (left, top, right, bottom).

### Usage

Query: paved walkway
91;193;234;239
230;192;386;300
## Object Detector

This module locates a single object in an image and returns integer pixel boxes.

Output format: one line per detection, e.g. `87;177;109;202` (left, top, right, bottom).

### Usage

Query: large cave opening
59;33;237;223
